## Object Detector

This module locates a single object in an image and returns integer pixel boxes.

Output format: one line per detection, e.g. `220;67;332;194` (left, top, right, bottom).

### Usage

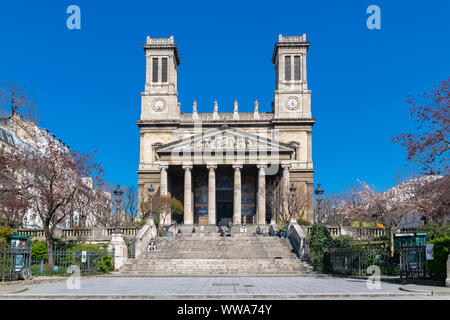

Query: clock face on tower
152;99;166;112
286;97;300;110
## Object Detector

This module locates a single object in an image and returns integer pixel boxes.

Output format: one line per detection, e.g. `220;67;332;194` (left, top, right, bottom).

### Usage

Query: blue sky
0;0;449;194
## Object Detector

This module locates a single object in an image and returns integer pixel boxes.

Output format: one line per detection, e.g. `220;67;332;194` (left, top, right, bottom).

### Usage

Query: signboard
81;251;87;263
426;244;434;260
14;255;23;272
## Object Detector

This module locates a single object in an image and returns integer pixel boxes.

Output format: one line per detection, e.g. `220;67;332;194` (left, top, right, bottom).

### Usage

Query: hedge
427;236;450;281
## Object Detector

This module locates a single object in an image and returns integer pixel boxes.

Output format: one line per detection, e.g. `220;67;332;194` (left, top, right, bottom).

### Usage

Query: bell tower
141;35;181;120
272;34;311;119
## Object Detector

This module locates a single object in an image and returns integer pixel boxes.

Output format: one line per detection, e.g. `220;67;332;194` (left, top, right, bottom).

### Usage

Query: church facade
137;34;315;225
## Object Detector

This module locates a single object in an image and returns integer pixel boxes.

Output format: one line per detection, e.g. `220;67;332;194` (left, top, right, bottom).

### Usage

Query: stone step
116;233;313;276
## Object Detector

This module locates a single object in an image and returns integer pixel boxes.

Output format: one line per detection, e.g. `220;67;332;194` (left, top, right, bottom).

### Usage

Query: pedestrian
148;239;156;251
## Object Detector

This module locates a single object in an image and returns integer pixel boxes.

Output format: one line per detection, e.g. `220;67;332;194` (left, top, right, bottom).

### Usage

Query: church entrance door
216;189;233;226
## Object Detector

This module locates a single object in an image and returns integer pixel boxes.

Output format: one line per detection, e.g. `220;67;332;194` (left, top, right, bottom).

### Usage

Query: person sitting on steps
256;226;262;235
148;239;156;251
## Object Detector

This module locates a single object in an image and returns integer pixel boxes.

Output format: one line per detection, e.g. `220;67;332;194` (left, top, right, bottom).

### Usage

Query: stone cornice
143;36;180;65
272;35;310;64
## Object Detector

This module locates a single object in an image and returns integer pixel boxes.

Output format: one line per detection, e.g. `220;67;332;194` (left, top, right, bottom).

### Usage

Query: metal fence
399;244;426;279
128;238;136;259
326;248;399;276
0;247;32;281
30;249;114;276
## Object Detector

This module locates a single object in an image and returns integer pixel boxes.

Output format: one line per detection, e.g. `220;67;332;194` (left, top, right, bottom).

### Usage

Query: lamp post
148;184;155;220
289;184;297;220
315;183;324;223
113;184;123;234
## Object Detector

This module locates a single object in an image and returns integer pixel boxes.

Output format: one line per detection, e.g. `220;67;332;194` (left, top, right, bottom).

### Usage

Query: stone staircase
114;228;313;276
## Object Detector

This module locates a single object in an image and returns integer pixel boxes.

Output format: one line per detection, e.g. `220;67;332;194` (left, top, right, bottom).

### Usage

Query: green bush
0;226;11;244
98;250;113;272
416;222;450;241
427;236;450;281
309;223;333;273
331;236;353;250
134;219;147;229
170;198;184;223
297;218;312;227
31;241;47;260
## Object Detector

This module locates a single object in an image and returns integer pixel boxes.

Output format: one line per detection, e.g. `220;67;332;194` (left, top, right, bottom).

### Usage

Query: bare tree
405;174;450;224
321;193;351;232
0;187;30;227
341;181;415;257
0;82;37;125
0;140;103;266
91;183;114;227
266;176;313;230
123;186;138;226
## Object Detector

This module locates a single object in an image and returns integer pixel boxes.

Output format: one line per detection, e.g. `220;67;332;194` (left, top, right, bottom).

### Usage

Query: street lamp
113;184;123;234
289;184;297;220
148;184;155;220
315;183;324;223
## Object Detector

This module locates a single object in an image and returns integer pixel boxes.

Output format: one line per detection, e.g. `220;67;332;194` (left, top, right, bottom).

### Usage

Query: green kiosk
9;235;31;280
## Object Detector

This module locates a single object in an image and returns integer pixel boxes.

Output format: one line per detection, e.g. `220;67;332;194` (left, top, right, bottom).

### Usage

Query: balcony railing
11;227;139;242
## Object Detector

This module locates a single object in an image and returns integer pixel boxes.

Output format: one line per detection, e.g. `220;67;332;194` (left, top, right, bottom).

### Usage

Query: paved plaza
0;276;449;299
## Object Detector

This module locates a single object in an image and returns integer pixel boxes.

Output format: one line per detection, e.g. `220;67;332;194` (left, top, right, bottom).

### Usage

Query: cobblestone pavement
0;276;449;299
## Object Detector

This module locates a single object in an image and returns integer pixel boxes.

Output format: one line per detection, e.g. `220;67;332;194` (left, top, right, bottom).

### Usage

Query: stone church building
137;34;315;226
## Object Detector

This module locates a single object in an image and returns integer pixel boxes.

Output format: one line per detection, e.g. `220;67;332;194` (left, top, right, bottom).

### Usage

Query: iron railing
326;248;398;276
399;244;426;279
0;246;32;281
30;249;114;277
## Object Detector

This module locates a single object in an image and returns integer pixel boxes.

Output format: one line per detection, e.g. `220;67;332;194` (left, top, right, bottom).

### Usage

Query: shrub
170;198;184;222
331;236;353;250
31;241;47;260
297;218;312;226
0;226;11;244
427;236;450;281
134;219;147;229
416;222;450;241
309;223;333;273
98;250;113;272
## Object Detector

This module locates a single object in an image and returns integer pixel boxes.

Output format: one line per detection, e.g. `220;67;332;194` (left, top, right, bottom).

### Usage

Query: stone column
107;234;128;270
281;162;291;223
257;163;267;225
182;162;193;225
233;163;243;225
159;163;170;225
307;129;312;166
207;163;217;225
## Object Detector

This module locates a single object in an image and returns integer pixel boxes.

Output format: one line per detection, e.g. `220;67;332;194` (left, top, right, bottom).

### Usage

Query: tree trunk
46;236;54;267
44;226;54;267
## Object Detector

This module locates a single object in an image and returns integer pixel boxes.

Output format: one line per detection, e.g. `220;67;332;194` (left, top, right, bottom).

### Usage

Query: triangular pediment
155;127;295;154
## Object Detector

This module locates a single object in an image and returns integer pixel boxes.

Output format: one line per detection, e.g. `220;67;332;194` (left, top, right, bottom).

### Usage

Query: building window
294;56;301;80
285;56;291;80
161;58;168;82
152;58;158;82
